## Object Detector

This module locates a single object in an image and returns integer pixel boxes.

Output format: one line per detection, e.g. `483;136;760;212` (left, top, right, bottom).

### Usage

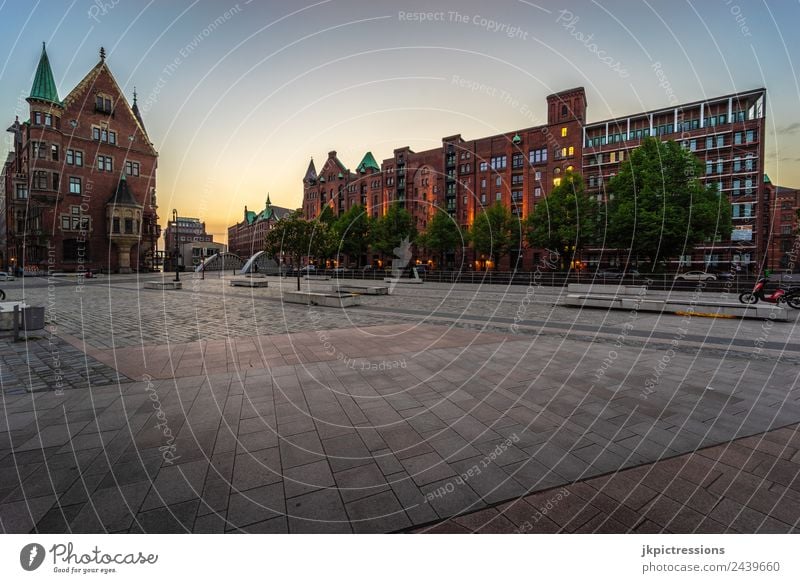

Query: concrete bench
0;302;45;331
563;293;787;321
304;275;330;281
337;285;389;295
144;281;182;290
283;291;361;307
230;278;269;288
384;277;424;285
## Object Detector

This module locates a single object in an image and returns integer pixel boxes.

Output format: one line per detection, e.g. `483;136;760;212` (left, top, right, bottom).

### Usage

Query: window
495;192;502;201
511;190;523;202
33;171;48;189
481;178;486;188
733;179;741;195
745;178;753;194
495;176;502;187
561;127;568;137
95;95;112;113
93;127;117;143
745;154;754;171
69;177;81;195
561;105;568;117
124;218;134;234
716;135;724;148
34;112;42;125
93;127;101;140
490;155;507;170
52;173;60;190
32;142;45;159
66;149;83;166
97;155;113;172
529;148;547;164
733;157;741;172
568;146;574;157
734;132;743;145
746;130;755;143
535;171;542;181
15;184;28;200
51;144;59;161
782;225;793;235
480;193;486;204
112;217;120;233
706;136;713;150
689;139;697;151
553;177;562;187
479;161;488;172
512;153;524;169
44;113;52;126
534;187;542;197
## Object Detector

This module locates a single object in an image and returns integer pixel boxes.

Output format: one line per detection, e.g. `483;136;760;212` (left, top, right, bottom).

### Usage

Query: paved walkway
2;316;799;533
2;275;799;533
416;424;800;533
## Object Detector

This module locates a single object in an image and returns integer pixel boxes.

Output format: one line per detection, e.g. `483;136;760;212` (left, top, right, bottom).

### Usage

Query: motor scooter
739;277;800;309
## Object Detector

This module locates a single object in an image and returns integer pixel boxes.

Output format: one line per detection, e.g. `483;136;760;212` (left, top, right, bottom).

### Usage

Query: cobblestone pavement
1;275;799;533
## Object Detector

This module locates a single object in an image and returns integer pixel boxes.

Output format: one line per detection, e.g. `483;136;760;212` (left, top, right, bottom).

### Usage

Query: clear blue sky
1;0;799;240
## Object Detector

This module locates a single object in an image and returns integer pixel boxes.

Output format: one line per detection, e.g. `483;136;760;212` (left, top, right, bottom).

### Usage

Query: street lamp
172;209;180;282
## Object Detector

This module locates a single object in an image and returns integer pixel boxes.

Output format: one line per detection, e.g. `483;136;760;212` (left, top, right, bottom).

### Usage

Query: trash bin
23;306;45;331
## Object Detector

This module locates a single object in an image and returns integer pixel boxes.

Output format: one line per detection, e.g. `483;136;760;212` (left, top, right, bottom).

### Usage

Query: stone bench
304;275;330;281
384;277;424;285
563;293;787;321
144;281;182;290
337;285;389;295
230;278;269;288
0;302;45;331
283;291;361;307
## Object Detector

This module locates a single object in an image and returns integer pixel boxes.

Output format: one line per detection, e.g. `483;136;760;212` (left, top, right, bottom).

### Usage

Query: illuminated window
568;146;574;157
561;128;568;137
561;148;567;158
553;178;562;187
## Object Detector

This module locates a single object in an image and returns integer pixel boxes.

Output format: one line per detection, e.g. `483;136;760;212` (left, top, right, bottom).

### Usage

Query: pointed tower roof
266;193;272;207
304;158;317;182
107;174;140;206
29;43;61;105
356;151;380;173
131;87;147;133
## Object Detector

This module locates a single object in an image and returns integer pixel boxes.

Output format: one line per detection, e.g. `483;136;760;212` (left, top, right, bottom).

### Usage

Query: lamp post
172;209;180;282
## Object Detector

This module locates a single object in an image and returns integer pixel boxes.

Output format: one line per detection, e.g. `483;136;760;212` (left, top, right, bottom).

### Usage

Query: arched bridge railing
240;251;280;275
196;252;245;272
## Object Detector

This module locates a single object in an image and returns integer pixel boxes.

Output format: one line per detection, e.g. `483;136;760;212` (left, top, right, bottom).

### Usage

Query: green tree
423;209;463;269
332;204;371;267
607;138;732;269
525;171;598;270
470;202;518;269
371;203;417;259
264;211;314;291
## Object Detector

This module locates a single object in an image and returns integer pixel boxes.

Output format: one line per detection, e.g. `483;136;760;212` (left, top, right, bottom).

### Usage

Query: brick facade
3;45;159;274
302;86;786;272
227;197;294;258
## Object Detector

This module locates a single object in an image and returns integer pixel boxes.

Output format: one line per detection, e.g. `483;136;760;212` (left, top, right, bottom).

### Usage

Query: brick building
3;44;160;274
302;86;789;272
766;177;800;271
582;88;767;271
227;195;293;258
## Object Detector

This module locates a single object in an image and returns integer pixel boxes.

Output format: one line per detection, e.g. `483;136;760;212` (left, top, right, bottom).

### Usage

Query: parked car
0;271;15;281
299;265;316;273
675;271;717;281
594;268;623;279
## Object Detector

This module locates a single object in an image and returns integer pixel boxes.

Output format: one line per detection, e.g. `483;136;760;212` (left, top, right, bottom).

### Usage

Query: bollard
13;304;19;342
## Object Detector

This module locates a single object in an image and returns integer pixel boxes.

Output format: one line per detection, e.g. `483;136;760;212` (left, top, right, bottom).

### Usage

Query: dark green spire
356;151;380;173
29;43;60;105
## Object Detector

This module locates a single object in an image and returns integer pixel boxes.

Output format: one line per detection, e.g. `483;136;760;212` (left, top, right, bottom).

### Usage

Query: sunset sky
1;0;799;242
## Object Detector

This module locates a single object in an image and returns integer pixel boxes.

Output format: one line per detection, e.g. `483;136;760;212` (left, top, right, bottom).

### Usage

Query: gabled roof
107;175;141;206
63;51;155;154
29;43;61;105
356;151;380;173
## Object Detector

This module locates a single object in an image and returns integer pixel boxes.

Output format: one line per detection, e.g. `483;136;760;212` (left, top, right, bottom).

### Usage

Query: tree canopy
470;201;520;268
420;209;463;269
606;138;732;267
371;203;417;257
525;171;598;270
332;204;371;267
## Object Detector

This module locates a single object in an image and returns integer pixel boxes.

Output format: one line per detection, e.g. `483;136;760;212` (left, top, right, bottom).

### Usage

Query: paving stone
231;448;281;492
286;489;351;533
345;490;411;533
283;459;335;499
226;482;285;530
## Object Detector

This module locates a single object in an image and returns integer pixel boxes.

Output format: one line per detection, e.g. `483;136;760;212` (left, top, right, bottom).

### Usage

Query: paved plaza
1;274;799;533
